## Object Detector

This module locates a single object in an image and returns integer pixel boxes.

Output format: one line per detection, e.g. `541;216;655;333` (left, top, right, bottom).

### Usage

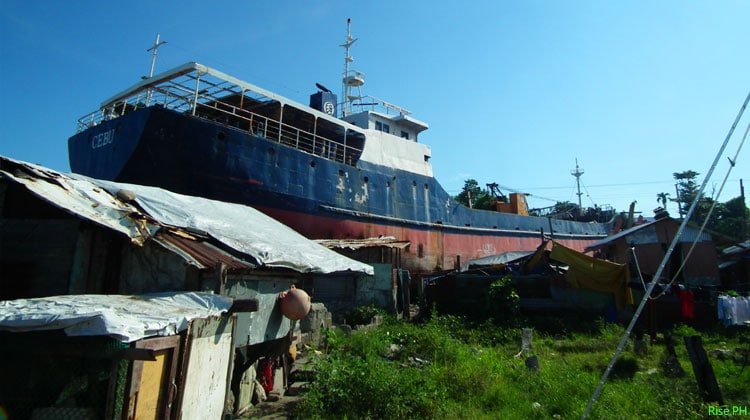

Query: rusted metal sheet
154;231;256;270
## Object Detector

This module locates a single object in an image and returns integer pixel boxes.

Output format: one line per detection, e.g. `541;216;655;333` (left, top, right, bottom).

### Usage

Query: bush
346;304;387;327
484;276;520;324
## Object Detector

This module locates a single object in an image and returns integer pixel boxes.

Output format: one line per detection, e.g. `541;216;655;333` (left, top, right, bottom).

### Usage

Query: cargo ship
68;20;611;275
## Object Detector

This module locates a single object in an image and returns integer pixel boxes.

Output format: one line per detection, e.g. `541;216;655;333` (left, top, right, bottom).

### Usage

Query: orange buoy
280;285;311;320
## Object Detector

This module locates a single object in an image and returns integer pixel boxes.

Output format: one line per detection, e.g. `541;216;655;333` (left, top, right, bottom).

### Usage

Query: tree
552;201;579;219
672;170;749;240
656;192;670;209
454;179;493;210
672;169;715;223
712;196;750;241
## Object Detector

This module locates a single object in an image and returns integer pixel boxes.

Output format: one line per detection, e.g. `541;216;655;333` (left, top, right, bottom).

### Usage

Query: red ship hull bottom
257;206;597;275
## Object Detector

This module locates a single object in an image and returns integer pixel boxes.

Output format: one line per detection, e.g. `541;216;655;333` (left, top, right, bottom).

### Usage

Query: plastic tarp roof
90;178;373;275
0;156;373;275
0;292;233;343
460;251;535;272
0;158;157;245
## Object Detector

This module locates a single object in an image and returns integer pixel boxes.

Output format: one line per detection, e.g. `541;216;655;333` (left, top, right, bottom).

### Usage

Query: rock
525;356;540;371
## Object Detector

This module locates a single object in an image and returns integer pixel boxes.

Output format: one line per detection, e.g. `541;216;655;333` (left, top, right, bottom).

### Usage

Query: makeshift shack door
123;335;181;420
177;316;236;419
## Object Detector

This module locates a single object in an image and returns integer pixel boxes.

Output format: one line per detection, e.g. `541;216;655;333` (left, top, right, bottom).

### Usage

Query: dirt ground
237;355;312;419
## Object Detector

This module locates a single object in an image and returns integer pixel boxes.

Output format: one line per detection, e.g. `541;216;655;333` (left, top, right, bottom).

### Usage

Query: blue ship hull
69;105;610;274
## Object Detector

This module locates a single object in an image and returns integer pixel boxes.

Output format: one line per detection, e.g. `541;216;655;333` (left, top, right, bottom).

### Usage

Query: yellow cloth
522;240;548;274
550;242;633;311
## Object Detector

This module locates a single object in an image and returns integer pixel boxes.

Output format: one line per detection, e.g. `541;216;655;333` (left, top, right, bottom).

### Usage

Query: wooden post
663;332;685;377
684;335;724;404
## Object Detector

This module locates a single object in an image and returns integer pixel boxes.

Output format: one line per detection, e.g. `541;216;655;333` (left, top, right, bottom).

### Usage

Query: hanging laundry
717;296;750;326
680;289;694;319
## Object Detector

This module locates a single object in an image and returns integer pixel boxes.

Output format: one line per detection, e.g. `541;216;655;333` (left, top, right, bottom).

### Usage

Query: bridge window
401;130;409;139
375;121;390;134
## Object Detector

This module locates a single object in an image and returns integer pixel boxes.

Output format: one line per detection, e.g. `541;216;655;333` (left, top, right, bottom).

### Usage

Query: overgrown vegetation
345;304;388;327
294;312;750;419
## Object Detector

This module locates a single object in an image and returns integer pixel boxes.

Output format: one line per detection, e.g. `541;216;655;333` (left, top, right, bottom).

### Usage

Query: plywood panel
133;350;168;419
178;316;235;419
124;335;180;420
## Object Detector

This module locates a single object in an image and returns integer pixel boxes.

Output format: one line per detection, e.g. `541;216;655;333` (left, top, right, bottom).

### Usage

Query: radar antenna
340;19;364;116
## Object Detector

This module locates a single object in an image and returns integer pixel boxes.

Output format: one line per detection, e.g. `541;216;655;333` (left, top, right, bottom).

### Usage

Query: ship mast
571;158;584;217
145;34;166;106
340;19;364;117
147;33;167;78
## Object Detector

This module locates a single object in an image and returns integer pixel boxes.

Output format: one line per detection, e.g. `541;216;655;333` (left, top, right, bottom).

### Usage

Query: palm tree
656;192;670;208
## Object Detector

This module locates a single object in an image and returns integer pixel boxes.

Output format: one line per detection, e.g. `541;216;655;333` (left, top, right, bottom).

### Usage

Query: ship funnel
310;90;338;117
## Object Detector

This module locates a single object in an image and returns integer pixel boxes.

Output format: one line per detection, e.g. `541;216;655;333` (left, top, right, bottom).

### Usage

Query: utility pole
741;179;747;240
571;159;584;218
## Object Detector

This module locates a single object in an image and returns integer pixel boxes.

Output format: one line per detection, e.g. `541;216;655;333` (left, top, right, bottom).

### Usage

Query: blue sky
1;1;748;217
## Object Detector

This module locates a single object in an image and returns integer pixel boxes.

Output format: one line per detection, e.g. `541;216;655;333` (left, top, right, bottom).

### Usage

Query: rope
582;89;750;419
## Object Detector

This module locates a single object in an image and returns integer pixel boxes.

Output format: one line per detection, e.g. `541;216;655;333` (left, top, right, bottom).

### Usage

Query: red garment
680;290;694;319
259;358;274;392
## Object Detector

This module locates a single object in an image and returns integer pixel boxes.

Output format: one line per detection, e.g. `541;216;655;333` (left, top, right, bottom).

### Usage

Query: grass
293;314;750;419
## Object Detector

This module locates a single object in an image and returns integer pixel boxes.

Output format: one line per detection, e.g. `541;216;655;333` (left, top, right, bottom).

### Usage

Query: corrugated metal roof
585;218;713;251
315;237;411;250
154;231;257;270
722;240;750;256
584;221;655;250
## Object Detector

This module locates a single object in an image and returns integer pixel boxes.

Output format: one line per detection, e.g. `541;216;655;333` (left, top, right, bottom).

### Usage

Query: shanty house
314;237;412;320
719;240;750;293
584;217;721;332
584;217;720;287
0;156;373;419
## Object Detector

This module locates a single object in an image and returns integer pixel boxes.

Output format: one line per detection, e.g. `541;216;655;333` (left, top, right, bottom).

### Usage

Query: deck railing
75;75;362;166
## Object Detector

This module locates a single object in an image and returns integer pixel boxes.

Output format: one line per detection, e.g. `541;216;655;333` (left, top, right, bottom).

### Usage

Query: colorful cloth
550;242;633;311
679;290;694;319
